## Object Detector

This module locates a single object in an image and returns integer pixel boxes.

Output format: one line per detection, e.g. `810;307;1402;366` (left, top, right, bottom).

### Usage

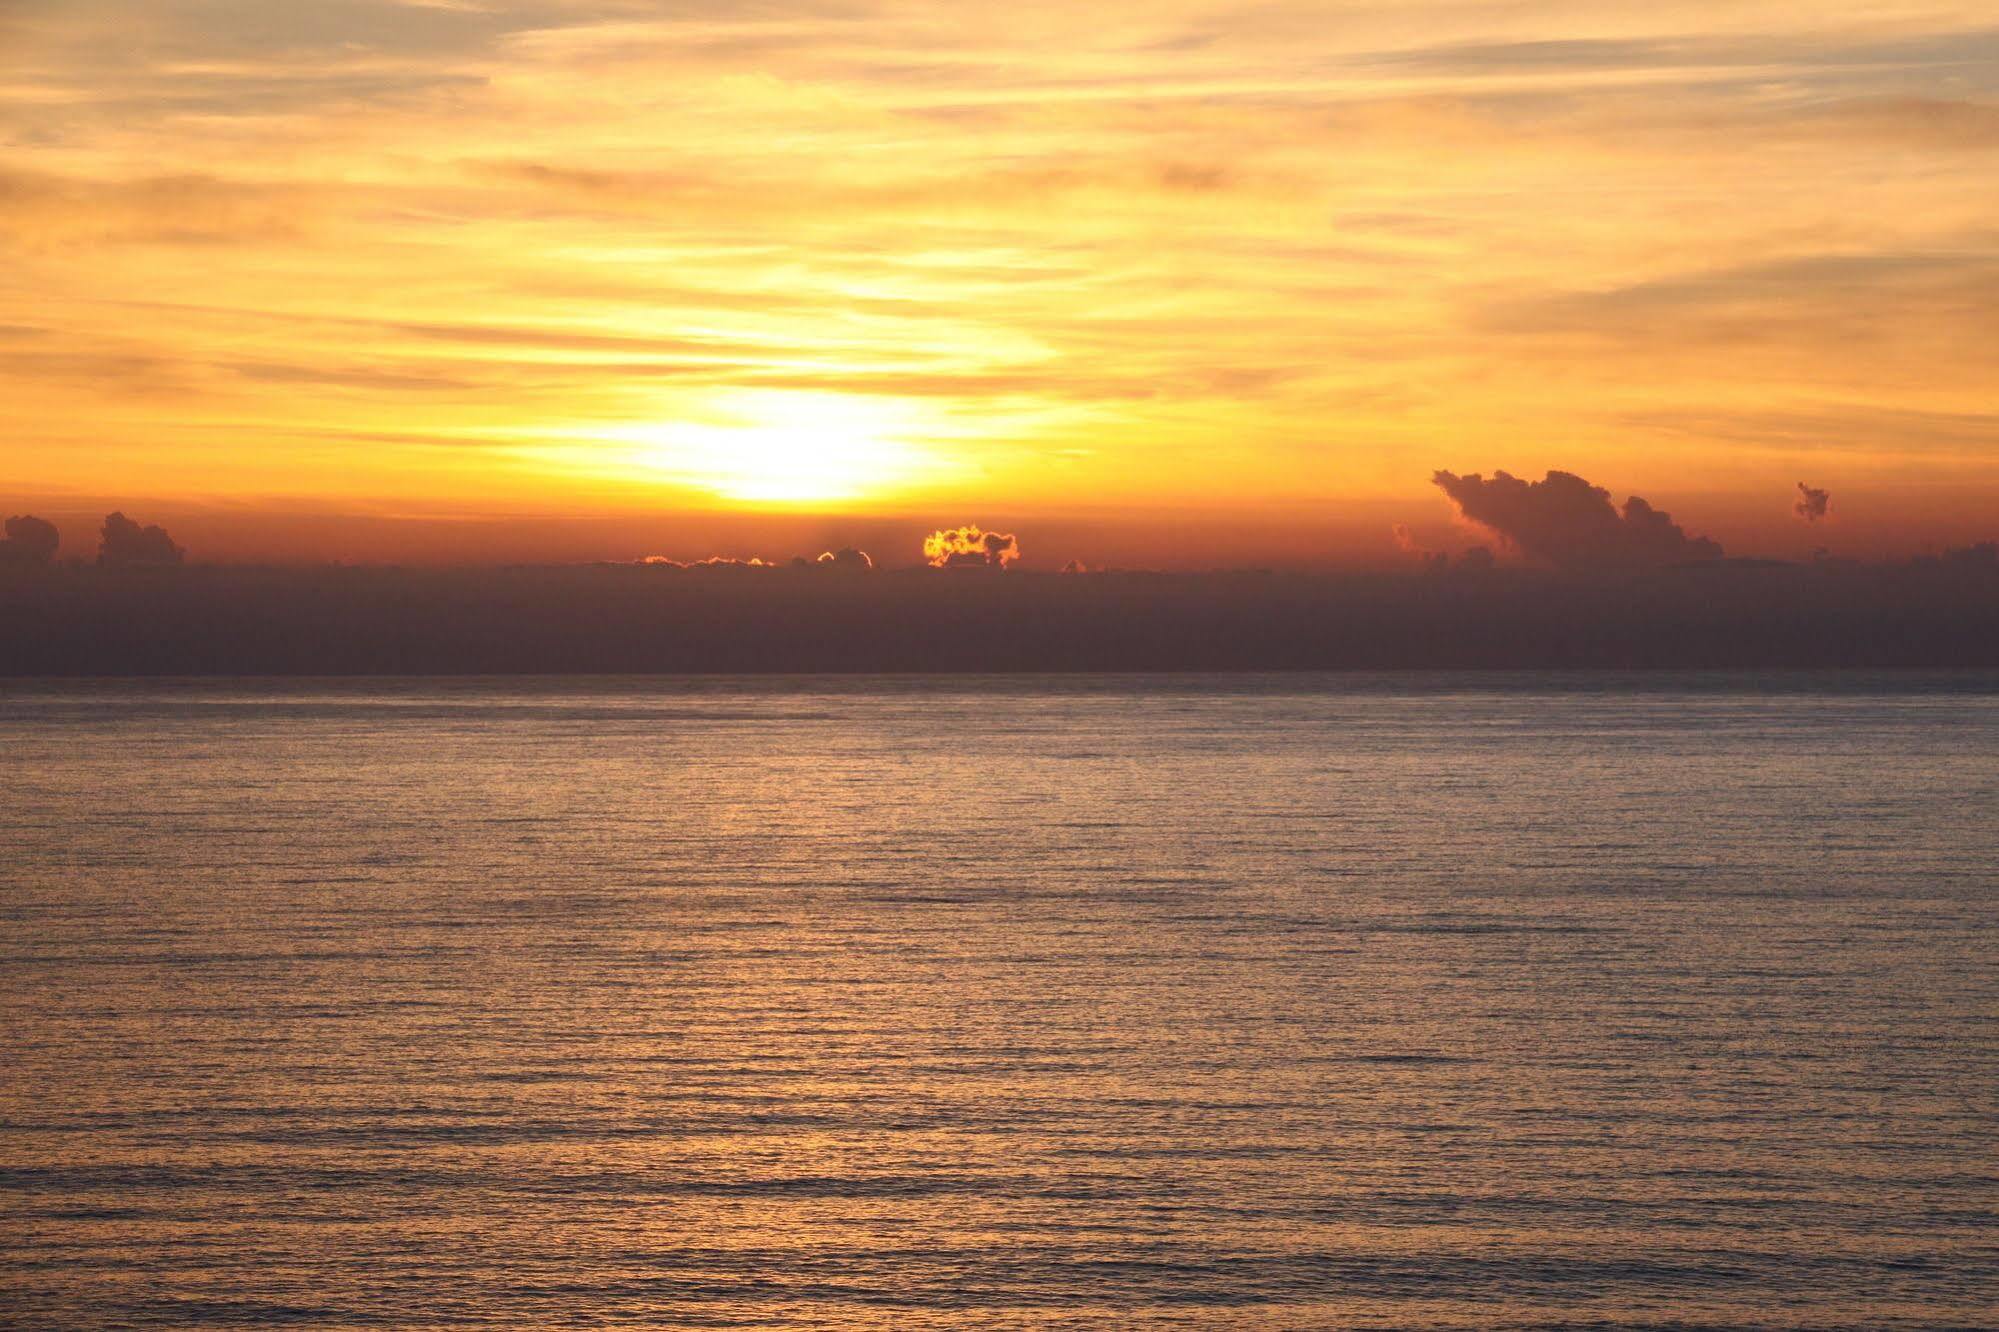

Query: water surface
3;674;1995;1327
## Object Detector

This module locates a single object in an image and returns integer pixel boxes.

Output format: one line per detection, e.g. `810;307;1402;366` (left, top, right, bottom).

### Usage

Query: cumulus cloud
924;525;1020;569
1;514;59;566
1432;469;1721;569
1795;482;1831;523
98;512;183;567
816;547;874;571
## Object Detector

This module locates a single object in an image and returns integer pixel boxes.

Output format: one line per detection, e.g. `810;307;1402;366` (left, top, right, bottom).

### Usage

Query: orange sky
4;1;1996;567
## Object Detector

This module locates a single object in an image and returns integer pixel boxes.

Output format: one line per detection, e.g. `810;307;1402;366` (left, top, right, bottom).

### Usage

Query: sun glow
610;391;957;505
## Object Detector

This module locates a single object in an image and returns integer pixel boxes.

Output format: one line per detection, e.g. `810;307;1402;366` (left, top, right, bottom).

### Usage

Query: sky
3;0;1996;567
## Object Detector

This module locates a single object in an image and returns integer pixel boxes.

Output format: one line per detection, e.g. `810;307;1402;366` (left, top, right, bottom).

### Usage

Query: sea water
3;674;1995;1327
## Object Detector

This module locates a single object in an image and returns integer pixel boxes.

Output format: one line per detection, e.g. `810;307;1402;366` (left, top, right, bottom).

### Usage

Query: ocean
2;674;1995;1328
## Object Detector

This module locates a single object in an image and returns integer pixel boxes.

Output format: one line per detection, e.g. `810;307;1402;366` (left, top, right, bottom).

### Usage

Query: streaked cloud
2;0;1995;554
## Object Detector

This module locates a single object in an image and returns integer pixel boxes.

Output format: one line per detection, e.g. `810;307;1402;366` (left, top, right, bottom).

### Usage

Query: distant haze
8;558;1999;675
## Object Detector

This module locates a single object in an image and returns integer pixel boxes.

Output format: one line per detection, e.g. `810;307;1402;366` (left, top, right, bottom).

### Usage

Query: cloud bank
1433;469;1722;569
637;547;876;571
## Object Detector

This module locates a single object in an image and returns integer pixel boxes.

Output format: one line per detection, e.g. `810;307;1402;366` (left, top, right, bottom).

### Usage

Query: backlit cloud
636;547;876;571
98;512;184;567
639;555;771;570
1433;470;1722;569
814;547;874;572
1795;483;1831;523
924;525;1020;569
1;515;60;567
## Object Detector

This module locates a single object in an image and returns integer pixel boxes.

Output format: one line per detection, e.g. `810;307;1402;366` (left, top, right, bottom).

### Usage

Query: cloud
814;547;874;572
1784;97;1999;151
1354;28;1999;83
1362;36;1705;76
9;0;1999;521
1621;403;1999;460
0;168;312;250
1391;521;1497;573
1794;482;1831;523
641;555;773;571
1390;521;1450;571
924;525;1020;569
1;515;60;567
1479;250;1999;392
224;360;477;392
98;512;184;567
638;549;875;571
1432;469;1722;569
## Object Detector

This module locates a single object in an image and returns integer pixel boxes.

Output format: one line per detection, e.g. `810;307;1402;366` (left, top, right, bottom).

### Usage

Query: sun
616;390;953;505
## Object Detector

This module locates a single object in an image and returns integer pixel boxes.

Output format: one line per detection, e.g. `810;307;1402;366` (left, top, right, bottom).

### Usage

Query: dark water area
2;674;1995;1328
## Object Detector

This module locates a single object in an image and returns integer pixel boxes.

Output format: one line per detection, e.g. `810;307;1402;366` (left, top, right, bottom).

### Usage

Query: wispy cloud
2;0;1996;541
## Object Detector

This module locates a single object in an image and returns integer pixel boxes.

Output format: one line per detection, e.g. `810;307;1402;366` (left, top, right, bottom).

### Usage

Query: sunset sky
4;1;1996;566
